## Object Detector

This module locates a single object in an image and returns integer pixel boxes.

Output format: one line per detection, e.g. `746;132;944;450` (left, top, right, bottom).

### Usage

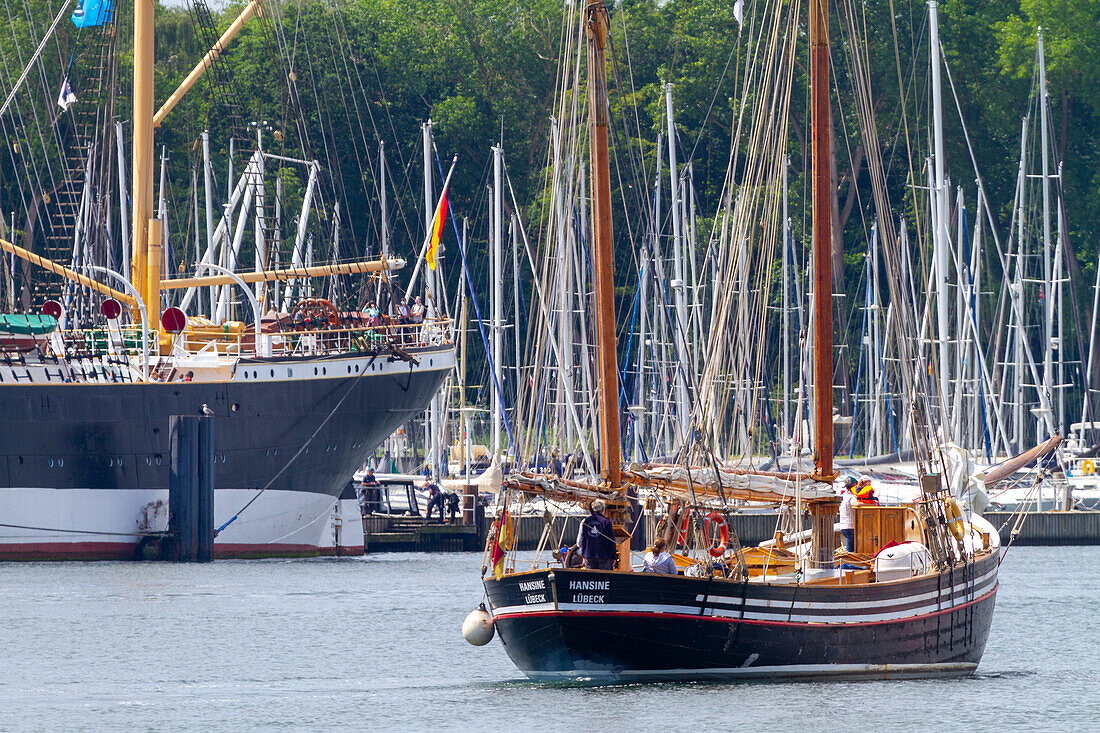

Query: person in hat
838;476;858;552
578;499;616;570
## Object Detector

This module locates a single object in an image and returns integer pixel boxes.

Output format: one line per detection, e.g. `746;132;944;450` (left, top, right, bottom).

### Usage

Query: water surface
0;547;1096;731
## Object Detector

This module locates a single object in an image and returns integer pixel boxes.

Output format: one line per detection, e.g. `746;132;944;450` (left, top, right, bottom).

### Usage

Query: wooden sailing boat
474;0;1003;681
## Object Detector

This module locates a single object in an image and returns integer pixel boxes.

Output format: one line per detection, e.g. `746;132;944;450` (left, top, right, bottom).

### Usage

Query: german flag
491;507;509;580
426;186;449;271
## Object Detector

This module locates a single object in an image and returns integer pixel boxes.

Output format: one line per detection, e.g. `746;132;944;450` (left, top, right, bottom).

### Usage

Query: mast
665;84;691;446
929;1;952;437
132;0;155;321
586;1;621;487
1038;28;1054;439
810;0;833;479
492;145;504;460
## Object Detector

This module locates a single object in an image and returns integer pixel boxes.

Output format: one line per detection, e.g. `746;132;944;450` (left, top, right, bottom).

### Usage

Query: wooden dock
361;515;480;552
984;511;1100;545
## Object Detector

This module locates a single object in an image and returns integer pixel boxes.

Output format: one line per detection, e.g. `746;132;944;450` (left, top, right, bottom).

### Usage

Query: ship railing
256;317;454;359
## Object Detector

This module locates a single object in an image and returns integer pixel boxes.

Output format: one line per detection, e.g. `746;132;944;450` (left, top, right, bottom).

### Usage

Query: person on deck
409;297;425;326
424;479;445;524
578;499;616;570
855;483;879;506
396;298;411;324
643;538;676;574
839;476;858;552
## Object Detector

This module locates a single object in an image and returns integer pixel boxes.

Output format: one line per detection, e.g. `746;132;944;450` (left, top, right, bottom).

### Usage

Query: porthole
48;458;54;468
322;367;327;375
146;457;152;466
355;364;359;373
270;369;275;378
58;458;64;467
253;371;258;379
347;366;352;374
288;368;293;377
155;456;162;466
314;367;318;375
108;458;114;467
430;359;434;367
243;372;248;380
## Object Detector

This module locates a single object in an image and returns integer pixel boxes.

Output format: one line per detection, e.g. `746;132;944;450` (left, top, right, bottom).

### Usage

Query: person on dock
445;490;461;523
578;499;616;570
839;477;858;552
424;479;445;524
643;538;676;574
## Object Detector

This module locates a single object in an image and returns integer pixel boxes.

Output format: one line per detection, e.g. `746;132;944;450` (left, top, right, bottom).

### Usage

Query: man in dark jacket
424;480;445;524
578;499;616;570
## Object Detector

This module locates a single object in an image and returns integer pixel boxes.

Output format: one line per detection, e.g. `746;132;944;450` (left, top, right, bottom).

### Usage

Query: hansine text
518;580;546;592
568;580;610;591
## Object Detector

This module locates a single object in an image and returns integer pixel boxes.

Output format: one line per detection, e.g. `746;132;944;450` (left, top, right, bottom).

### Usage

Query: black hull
485;553;998;682
0;348;452;559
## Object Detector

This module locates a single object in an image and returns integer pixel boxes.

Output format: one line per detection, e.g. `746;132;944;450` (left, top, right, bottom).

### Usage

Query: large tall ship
0;0;453;558
466;0;1024;681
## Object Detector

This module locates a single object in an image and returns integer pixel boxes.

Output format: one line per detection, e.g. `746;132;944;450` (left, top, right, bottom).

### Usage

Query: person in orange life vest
855;482;879;506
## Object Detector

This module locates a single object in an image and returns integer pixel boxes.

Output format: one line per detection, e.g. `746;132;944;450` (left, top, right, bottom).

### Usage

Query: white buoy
462;603;495;646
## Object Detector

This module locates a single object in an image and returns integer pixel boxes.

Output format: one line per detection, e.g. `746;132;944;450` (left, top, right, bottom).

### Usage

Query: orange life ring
704;511;729;557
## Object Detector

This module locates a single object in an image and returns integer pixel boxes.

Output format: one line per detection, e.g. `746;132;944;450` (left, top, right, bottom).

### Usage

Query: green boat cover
0;314;59;335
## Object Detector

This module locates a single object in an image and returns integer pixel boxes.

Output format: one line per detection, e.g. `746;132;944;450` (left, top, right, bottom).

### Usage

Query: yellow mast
131;0;155;325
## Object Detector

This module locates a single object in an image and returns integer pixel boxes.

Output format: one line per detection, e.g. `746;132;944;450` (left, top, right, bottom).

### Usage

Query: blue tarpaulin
71;0;113;29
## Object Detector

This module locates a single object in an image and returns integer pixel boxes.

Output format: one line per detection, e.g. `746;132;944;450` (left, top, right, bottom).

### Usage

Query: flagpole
406;155;458;296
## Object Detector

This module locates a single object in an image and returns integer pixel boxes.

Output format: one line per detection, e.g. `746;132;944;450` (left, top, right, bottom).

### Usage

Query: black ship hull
0;348;452;559
484;552;998;682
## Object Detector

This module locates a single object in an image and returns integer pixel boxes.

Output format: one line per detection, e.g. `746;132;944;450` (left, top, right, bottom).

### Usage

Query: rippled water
0;546;1097;731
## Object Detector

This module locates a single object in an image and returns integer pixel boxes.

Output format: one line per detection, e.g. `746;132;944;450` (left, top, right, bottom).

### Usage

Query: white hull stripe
492;576;997;624
698;566;998;611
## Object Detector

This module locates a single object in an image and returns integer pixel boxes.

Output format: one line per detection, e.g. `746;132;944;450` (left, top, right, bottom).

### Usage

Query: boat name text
568;580;610;591
518;580;545;592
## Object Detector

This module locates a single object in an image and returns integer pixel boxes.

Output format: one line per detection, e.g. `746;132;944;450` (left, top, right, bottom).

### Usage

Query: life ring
1082;459;1095;476
944;497;965;542
704;511;729;557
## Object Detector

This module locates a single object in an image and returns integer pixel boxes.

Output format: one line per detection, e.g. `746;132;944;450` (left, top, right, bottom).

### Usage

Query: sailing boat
0;1;454;558
470;0;1009;681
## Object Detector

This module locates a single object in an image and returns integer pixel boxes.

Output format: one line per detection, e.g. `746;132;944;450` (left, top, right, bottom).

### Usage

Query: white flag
57;76;77;111
734;0;744;30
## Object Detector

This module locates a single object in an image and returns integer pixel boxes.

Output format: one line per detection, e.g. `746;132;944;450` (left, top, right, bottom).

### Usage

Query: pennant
734;0;744;30
57;77;77;111
491;508;509;580
426;186;449;271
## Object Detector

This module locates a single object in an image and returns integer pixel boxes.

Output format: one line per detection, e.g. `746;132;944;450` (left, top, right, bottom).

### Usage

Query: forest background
2;0;1099;429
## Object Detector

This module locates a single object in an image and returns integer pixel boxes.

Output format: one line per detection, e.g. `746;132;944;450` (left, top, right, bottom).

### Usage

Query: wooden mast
810;0;834;481
585;1;621;488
